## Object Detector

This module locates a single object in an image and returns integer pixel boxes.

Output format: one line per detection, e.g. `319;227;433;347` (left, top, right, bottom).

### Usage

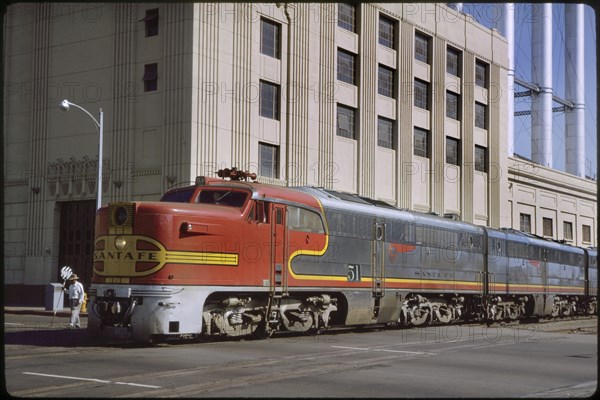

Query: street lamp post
59;99;104;210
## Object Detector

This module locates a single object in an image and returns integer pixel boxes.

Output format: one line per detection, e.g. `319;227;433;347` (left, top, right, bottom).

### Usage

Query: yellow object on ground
81;293;88;313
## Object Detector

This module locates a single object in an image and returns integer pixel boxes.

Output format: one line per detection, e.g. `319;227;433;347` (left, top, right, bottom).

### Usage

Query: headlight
114;236;127;250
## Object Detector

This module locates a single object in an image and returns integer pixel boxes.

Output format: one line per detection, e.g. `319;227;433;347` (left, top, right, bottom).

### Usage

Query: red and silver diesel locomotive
88;169;597;342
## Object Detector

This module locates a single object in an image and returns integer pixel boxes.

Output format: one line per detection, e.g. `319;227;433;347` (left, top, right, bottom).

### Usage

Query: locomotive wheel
251;319;272;339
434;306;452;324
487;305;501;321
587;303;596;315
283;311;315;333
410;306;431;326
507;305;519;320
298;314;316;334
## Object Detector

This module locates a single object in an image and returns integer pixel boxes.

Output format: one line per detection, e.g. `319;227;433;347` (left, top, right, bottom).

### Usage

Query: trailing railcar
297;187;488;326
485;228;591;320
87;171;596;342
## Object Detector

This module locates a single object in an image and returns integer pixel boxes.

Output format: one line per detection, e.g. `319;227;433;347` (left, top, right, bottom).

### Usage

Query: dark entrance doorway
57;200;96;288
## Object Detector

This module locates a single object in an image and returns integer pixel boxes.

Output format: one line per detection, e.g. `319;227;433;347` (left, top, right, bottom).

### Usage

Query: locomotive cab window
287;206;325;234
250;201;269;223
197;189;248;208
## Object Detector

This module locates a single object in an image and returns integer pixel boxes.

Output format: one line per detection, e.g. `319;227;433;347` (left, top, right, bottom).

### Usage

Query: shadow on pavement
3;326;151;348
4;327;99;347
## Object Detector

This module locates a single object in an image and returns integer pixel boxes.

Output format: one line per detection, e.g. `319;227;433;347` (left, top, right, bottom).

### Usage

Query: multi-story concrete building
3;3;596;305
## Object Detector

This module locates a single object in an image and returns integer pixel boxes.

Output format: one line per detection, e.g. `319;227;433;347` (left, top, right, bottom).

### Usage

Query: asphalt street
4;312;597;398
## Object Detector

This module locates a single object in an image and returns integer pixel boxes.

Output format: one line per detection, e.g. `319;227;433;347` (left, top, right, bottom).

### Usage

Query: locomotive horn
217;167;257;181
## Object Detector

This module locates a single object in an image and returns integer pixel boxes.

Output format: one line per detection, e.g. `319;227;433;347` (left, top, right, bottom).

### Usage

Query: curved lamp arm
59;99;100;129
59;99;104;210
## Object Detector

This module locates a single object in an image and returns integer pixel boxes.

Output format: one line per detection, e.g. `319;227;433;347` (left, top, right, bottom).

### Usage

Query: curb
4;308;88;318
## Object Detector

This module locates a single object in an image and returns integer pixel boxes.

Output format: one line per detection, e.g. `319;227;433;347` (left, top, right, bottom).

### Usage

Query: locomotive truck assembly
88;169;597;342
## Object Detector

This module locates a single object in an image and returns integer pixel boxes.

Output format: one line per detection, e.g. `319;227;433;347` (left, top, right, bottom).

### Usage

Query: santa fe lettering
94;251;159;261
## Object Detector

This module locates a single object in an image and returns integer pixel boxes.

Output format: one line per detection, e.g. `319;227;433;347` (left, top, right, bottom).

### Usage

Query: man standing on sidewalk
63;274;85;328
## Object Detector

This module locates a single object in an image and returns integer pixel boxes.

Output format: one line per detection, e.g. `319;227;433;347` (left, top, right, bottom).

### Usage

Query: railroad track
141;314;598;346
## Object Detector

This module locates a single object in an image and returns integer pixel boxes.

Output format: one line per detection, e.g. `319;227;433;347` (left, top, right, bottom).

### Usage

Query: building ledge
508;156;597;199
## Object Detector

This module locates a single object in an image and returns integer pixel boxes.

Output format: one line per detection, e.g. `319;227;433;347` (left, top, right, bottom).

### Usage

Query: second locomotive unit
88;169;597;342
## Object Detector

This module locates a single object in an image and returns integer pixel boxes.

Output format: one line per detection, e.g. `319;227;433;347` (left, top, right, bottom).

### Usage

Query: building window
337;104;356;139
583;225;592;243
143;63;158;92
475;60;488;88
260;18;280;59
475;102;487;129
338;3;356;33
446;137;460;165
446;91;459;120
414;79;429;110
475;145;488;173
447;46;460;76
564;221;573;241
377;117;394;149
259;142;279;178
414;127;429;158
520;213;532;233
379;15;395;48
378;65;394;98
143;8;159;37
337;49;356;85
414;32;429;64
543;217;553;237
259;80;280;120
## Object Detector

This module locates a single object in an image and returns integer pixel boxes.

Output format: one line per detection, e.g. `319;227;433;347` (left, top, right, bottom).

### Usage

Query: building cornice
508;156;597;200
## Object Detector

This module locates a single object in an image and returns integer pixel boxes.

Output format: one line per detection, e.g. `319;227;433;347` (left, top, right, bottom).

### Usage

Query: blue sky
464;3;597;178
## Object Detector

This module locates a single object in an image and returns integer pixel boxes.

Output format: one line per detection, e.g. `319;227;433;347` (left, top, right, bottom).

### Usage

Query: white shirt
67;281;85;301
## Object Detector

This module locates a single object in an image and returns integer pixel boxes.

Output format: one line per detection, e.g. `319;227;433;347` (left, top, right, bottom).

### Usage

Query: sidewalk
4;306;87;317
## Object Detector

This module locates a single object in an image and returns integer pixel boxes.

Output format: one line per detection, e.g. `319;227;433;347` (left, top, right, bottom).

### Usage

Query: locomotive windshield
197;189;248;207
160;187;196;202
